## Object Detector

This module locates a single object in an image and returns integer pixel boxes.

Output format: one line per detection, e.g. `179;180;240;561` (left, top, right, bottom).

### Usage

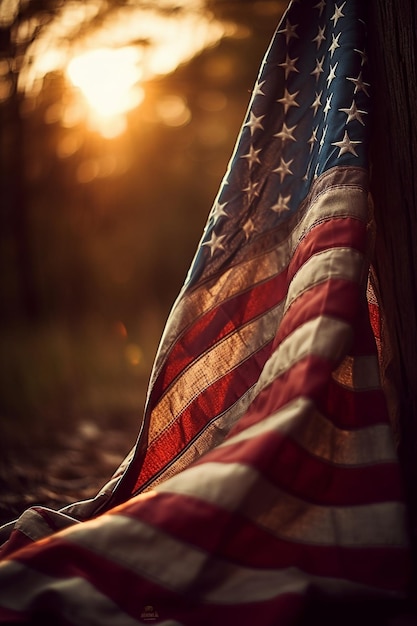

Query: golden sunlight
18;2;230;139
67;47;144;136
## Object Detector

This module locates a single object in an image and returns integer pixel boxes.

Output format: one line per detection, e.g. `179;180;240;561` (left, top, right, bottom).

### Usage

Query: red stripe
134;341;273;491
235;354;390;431
288;216;367;277
0;529;36;561
349;301;381;355
200;426;403;505
368;301;381;341
319;378;390;429
274;278;361;348
0;605;27;623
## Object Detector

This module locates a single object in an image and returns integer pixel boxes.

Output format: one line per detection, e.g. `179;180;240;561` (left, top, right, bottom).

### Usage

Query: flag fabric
0;1;411;624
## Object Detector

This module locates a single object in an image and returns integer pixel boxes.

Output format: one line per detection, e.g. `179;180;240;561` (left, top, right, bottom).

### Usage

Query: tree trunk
0;27;39;321
368;0;417;568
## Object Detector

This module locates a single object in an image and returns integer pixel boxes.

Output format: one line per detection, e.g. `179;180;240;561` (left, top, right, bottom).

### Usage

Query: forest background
0;0;287;523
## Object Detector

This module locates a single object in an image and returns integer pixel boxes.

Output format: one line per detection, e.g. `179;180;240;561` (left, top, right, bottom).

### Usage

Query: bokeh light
125;344;143;367
15;2;228;138
67;47;144;136
155;95;191;127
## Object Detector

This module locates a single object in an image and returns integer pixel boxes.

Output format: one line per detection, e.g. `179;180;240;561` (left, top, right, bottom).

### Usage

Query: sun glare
67;47;144;136
19;3;228;138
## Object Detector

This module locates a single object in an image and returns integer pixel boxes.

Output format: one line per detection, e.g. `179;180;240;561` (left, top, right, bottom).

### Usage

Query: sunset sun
67;47;144;136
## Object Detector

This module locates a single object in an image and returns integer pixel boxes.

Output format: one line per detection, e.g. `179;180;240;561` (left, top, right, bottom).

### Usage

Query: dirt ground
0;415;139;527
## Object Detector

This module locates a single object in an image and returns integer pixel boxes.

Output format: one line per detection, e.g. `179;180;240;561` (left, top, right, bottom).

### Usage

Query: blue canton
187;0;370;286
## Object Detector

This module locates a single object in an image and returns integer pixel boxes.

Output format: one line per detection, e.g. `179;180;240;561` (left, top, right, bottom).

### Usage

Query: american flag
0;0;411;624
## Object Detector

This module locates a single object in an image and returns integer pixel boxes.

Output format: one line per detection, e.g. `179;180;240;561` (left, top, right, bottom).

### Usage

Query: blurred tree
0;1;58;319
0;0;281;323
0;0;282;436
368;0;417;565
0;0;197;320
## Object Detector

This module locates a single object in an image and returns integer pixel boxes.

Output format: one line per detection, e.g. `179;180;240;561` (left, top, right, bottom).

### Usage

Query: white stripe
285;247;365;312
158;462;408;547
220;397;397;466
13;508;80;543
0;561;149;626
256;315;353;394
201;562;402;605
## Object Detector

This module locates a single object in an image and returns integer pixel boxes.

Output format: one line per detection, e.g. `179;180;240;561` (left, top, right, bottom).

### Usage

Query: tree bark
0;26;39;321
368;0;417;564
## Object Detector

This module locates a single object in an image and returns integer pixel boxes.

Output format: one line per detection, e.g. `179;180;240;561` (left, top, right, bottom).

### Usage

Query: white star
339;100;367;125
312;25;326;50
332;130;361;157
311;90;323;116
271;193;291;214
243;218;257;239
244;112;265;136
314;0;326;16
222;170;230;186
277;88;300;114
252;80;266;97
327;61;338;88
211;200;228;221
323;93;333;120
311;56;324;82
273;157;294;182
274;122;297;143
241;145;262;168
354;48;368;66
347;71;370;96
329;32;341;58
278;19;299;45
203;231;226;257
308;127;318;153
303;159;313;181
319;124;328;152
331;2;346;27
244;180;260;202
279;54;299;79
